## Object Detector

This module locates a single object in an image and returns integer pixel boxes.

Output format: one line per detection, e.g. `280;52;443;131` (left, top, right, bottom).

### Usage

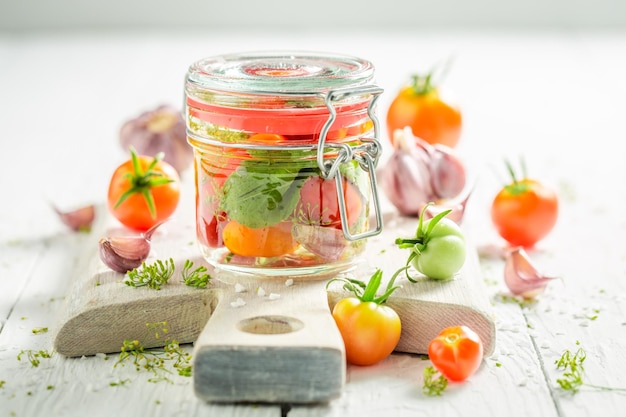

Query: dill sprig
17;349;54;367
181;259;211;288
423;365;448;396
31;327;48;334
125;258;175;290
114;321;192;384
555;341;626;394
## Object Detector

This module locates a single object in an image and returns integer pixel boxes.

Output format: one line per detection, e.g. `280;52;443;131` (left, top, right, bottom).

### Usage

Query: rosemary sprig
181;259;211;288
125;258;175;290
423;365;448;396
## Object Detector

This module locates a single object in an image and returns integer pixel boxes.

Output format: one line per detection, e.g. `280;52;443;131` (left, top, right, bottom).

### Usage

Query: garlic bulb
119;105;193;174
380;127;468;220
98;222;164;273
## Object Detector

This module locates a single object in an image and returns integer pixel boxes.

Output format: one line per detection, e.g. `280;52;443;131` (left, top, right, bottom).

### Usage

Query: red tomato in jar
428;325;483;382
107;148;181;231
294;176;363;229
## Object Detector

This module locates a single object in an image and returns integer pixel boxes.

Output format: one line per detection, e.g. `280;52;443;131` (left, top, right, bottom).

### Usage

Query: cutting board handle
192;278;346;404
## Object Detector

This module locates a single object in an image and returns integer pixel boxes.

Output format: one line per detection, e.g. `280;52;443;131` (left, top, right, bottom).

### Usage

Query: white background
1;0;626;32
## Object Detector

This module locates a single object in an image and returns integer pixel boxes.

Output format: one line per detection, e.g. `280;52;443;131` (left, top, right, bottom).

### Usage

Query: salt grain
234;283;246;293
257;287;266;297
268;293;281;300
285;278;294;287
231;298;246;308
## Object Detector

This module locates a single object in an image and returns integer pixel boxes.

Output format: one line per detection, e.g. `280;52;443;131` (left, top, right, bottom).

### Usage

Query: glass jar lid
185;50;375;95
185;50;381;140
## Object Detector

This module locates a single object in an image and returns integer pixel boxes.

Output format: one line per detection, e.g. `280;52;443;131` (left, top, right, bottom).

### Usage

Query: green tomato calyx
326;267;406;305
410;73;436;96
395;203;452;248
114;146;175;219
503;158;531;196
394;203;458;282
409;58;454;96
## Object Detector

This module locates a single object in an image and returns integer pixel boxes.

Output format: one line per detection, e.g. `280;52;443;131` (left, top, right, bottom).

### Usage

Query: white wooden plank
2;29;626;417
0;218;281;417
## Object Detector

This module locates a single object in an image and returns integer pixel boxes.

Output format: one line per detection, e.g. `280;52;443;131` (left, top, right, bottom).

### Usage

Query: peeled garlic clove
53;204;96;232
504;247;558;299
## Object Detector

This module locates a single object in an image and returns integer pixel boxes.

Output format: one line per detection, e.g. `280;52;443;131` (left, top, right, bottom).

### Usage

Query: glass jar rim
185;50;376;95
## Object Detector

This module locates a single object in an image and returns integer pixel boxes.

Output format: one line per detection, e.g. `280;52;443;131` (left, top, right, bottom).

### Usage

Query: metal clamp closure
316;85;384;241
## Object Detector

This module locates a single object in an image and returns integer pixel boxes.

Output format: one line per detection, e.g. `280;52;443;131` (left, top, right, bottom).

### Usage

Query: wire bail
316;85;384;241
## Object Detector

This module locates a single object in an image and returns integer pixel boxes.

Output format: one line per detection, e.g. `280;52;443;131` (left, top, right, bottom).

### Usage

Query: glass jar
184;51;384;279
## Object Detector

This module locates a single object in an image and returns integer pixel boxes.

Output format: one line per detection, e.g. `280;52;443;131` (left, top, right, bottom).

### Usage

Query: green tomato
413;217;466;280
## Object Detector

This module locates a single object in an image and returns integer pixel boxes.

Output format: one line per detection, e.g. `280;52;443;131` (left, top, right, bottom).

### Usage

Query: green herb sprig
181;260;211;288
114;321;192;384
423;366;448;396
31;327;48;334
125;258;175;290
17;349;54;367
555;341;626;394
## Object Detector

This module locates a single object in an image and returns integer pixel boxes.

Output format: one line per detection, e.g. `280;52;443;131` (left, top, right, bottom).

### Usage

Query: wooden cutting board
53;203;495;404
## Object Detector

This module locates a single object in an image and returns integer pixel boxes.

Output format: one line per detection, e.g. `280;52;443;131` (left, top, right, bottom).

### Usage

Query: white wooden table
2;29;626;417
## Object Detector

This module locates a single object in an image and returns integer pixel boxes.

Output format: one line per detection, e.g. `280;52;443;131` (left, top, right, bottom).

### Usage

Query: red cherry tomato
428;325;483;382
491;162;558;248
107;148;181;231
294;176;363;229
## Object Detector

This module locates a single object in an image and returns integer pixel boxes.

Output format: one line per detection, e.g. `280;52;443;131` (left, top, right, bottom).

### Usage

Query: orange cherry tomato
491;163;559;248
386;74;462;148
428;325;483;382
332;297;401;366
222;220;298;257
107;148;181;231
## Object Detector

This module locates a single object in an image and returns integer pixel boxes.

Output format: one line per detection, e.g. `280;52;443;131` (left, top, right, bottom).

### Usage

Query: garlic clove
292;224;347;262
429;144;467;199
98;236;150;273
421;176;474;224
53;204;96;232
504;247;558;299
98;221;166;273
381;129;434;216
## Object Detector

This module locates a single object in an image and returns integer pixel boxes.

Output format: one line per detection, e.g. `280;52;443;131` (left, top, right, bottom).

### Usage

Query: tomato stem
395;203;453;282
327;267;405;305
114;147;174;219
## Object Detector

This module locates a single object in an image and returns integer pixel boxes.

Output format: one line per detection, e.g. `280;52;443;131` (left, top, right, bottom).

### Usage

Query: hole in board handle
237;315;304;335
